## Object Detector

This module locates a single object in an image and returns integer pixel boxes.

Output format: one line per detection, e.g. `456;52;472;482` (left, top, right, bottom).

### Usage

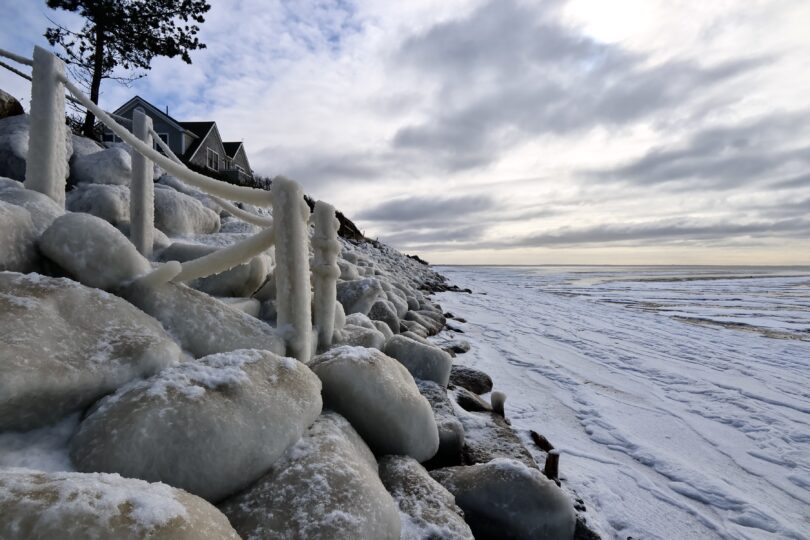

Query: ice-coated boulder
337;258;360;280
220;412;401;540
0;88;24;119
0;176;64;233
405;309;445;335
450;365;493;394
0;272;180;431
332;323;387;350
457;410;538;469
120;280;286;358
384;335;453;387
0;469;240;539
39;213;151;290
157;174;220;212
379;455;474;540
0;201;37;272
70;133;104;160
369;298;400;333
374;319;395;341
70;349;322;502
154;188;220;236
157;241;268;297
386;289;409;317
0;114;72;181
66;183;130;226
400;319;429;338
310;346;439;461
417;380;465;468
430;459;576;540
336;277;384;315
69;146;131;186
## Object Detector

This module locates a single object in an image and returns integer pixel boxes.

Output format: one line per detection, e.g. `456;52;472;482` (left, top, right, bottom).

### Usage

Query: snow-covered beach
433;266;810;540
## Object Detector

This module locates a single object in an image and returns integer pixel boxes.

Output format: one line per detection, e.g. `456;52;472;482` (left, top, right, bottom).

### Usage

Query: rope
172;225;276;283
0;48;33;66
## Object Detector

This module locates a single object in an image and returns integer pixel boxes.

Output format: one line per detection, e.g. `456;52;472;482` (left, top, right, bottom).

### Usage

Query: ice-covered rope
0;59;87;107
172;225;276;283
60;74;274;206
0;48;33;66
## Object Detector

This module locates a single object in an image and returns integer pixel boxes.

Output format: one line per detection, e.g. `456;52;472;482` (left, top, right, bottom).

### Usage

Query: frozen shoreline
433;266;810;540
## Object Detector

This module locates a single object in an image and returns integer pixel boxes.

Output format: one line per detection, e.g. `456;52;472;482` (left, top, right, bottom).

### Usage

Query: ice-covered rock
219;297;261;317
0;88;24;119
0;114;72;181
69;146;131;186
400;319;429;338
337;258;360;280
157;241;269;297
417;380;465;468
450;365;493;395
430;459;576;540
70;349;322;502
310;346;439;461
70;134;104;160
332;323;387;350
336;277;384;315
386;289;409;318
457;410;538;469
220;412;401;540
0;272;179;431
405;309;445;335
66;183;130;226
384;335;453;387
379;455;473;540
369;298;400;333
120;280;286;358
0;469;240;539
0;201;37;272
39;213;151;290
0;176;64;233
157;174;220;213
154;188;220;236
374;319;395;341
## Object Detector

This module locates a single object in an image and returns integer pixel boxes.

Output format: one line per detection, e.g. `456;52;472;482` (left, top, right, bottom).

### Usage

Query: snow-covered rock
66;183;130;226
70;134;104;160
0;114;72;181
0;469;240;539
456;410;538;469
70;349;322;502
386;289;409;318
417;380;465;468
337;258;360;280
384;335;453;387
39;213;151;290
154;188;220;236
379;455;473;540
0;272;179;431
310;346;439;461
69;146;131;186
120;280;286;358
157;174;220;213
449;365;493;394
0;201;37;272
220;412;401;540
374;319;395;341
430;459;576;540
157;242;269;297
336;277;384;315
332;323;387;350
0;176;64;233
405;309;445;335
369;298;400;333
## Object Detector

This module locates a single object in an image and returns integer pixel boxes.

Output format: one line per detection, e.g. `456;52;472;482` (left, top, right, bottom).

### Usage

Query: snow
434;265;810;540
0;414;78;472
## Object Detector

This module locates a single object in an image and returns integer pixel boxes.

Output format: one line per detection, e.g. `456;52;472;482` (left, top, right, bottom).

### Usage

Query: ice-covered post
272;177;313;362
311;200;340;352
130;108;154;256
24;46;67;207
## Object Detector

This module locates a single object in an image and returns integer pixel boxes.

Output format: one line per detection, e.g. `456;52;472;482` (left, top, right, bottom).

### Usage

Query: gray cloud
358;194;495;222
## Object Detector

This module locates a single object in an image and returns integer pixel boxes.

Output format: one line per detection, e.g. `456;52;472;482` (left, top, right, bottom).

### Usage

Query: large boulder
39;212;151;290
336;277;384;315
0;201;37;272
0;88;24;119
0;176;64;233
66;183;130;226
405;309;445;335
0;469;240;539
450;365;493;395
384;335;453;387
332;323;386;350
379;455;474;540
157;241;269;297
70;349;322;502
154;188;220;236
417;380;465;468
368;298;400;333
457;410;538;469
220;412;401;540
310;346;439;462
0;272;180;431
0;114;72;181
70;133;104;160
431;459;576;540
69;146;131;186
157;174;220;213
119;280;286;358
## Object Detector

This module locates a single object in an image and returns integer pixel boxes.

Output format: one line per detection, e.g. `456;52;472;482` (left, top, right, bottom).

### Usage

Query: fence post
24;46;67;207
130;107;154;256
312;200;340;352
272;177;313;362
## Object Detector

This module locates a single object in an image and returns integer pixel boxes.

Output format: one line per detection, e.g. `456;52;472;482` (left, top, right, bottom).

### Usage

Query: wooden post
130;107;154;256
544;450;560;484
312;200;340;352
24;46;67;206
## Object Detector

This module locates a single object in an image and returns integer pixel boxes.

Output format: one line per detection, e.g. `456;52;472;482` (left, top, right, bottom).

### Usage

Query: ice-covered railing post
272;177;313;362
24;46;67;207
130;107;154;256
312;201;340;352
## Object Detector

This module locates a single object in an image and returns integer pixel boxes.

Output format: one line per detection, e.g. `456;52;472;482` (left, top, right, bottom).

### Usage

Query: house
103;96;254;186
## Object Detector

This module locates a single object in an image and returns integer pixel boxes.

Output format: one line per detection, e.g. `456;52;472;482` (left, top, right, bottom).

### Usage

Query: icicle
312;200;341;352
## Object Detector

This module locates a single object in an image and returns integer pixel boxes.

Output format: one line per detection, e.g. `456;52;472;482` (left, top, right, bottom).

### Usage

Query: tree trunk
82;23;105;139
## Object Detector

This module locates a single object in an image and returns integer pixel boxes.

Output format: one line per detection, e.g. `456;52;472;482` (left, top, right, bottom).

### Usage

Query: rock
0;176;64;233
445;339;471;354
119;280;286;358
336;277;384;315
386;289;409;318
154;188;220;236
332;323;387;350
0;88;24;119
417;380;465;469
0;469;240;539
453;386;493;413
220;412;401;540
337;258;360;280
379;455;474;540
405;310;445;335
219;297;261;317
39;213;151;290
384;335;453;387
430;459;576;540
374;319;395;341
369;298;400;333
69;146;131;186
0;115;72;181
310;346;439;462
157;242;268;297
0;272;179;431
450;365;493;394
157;174;220;213
0;201;37;272
401;330;430;344
345;311;378;329
66;183;130;226
400;319;429;338
456;409;537;469
70;349;322;502
116;221;172;252
70;134;104;160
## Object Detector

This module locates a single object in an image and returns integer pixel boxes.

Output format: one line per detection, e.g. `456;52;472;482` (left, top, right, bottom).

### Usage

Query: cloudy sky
2;0;809;264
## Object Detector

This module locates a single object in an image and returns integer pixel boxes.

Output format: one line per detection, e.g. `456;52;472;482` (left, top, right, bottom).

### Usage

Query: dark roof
113;96;188;133
223;142;243;158
180;121;216;160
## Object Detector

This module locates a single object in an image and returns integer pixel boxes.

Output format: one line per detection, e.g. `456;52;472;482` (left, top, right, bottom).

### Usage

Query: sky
2;0;810;265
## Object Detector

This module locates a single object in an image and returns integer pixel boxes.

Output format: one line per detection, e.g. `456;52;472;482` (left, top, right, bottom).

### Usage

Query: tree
45;0;210;138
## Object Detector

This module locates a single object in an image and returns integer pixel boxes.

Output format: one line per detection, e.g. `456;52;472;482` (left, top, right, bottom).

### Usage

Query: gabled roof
113;95;191;135
223;142;243;158
180;121;216;160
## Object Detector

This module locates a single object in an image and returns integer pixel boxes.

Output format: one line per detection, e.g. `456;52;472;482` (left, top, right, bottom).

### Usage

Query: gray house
103;96;254;185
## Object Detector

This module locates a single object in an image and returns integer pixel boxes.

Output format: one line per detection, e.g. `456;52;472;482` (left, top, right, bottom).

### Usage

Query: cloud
358;194;495;222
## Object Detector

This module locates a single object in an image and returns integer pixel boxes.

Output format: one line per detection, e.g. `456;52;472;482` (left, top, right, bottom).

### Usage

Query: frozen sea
432;266;810;540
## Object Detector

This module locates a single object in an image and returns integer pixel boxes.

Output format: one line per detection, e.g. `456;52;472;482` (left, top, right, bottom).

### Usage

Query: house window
154;133;169;150
207;148;219;171
224;157;233;170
